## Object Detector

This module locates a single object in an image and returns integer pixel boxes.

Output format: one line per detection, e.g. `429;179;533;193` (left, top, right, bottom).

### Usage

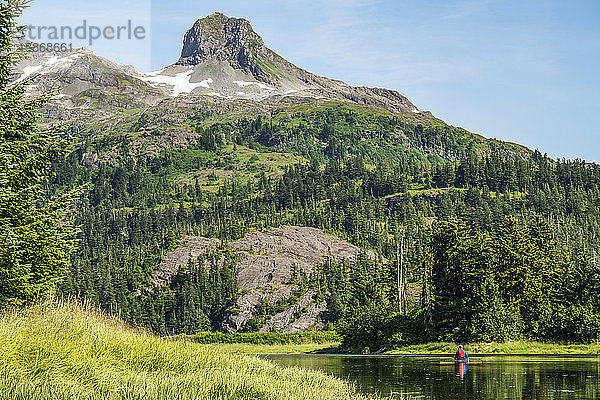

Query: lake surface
262;355;600;399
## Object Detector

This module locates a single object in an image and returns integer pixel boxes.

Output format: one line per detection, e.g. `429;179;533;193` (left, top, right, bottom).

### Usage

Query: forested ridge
3;0;597;343
45;105;600;347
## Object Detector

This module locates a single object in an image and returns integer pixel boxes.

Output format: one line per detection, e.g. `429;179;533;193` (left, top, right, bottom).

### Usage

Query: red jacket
455;348;468;359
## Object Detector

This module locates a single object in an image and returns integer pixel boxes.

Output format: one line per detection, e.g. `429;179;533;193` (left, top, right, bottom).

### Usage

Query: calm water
262;355;600;399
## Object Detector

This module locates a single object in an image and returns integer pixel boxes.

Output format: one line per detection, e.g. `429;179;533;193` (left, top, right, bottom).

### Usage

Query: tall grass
0;301;379;400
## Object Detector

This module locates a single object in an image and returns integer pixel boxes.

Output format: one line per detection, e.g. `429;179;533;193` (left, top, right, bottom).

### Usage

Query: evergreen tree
0;0;81;306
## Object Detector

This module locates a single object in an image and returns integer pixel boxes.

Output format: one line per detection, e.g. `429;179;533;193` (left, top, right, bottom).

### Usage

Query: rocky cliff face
152;236;221;287
177;12;271;83
152;226;385;333
223;226;383;332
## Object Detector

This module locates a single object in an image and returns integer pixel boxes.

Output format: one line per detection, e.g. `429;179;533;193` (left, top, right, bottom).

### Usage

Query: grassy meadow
0;302;377;400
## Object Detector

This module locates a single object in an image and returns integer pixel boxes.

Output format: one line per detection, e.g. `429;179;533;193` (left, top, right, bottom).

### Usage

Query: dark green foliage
470;273;524;342
337;306;425;351
427;218;561;342
145;250;237;334
547;254;600;342
183;331;341;345
336;302;394;351
129;113;150;132
230;106;494;166
547;303;600;342
0;0;80;307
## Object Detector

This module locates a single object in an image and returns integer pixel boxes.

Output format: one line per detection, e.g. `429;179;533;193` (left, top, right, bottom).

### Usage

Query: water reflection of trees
266;356;600;399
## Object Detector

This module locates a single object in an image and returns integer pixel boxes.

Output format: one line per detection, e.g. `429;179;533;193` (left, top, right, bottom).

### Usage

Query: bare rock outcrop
153;226;384;332
260;289;327;333
225;284;297;332
230;225;379;290
152;235;220;286
223;225;383;332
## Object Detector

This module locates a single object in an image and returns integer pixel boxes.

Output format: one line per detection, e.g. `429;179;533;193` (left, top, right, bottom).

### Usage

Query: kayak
439;359;482;365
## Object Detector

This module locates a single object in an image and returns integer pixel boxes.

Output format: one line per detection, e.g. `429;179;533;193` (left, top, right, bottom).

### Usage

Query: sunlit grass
0;301;378;400
206;342;339;355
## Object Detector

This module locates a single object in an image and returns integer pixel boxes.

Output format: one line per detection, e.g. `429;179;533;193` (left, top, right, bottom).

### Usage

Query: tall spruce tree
0;0;80;306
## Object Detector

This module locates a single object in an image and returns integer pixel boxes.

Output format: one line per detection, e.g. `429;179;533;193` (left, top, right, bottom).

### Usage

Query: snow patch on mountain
44;54;82;66
140;69;214;97
233;80;273;90
15;53;83;84
15;65;43;83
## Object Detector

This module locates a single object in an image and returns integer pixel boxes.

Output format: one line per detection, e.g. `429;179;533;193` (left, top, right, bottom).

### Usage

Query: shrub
187;331;341;345
337;304;427;351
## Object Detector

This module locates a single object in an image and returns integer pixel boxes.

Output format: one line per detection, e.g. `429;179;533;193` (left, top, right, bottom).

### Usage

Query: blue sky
20;0;600;161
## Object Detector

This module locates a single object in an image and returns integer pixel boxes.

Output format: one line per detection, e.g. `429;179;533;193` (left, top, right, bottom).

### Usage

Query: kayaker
454;345;468;361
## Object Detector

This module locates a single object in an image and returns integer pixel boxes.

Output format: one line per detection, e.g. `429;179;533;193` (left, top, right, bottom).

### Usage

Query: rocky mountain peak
14;12;423;115
176;12;270;80
168;13;420;113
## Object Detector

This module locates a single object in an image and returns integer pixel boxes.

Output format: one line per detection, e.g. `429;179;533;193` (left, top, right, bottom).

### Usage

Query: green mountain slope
21;13;598;344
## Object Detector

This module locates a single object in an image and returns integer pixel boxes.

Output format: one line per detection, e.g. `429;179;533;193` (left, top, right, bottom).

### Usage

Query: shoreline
209;340;600;356
386;341;600;356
